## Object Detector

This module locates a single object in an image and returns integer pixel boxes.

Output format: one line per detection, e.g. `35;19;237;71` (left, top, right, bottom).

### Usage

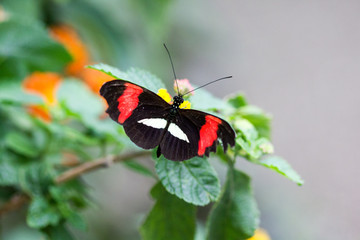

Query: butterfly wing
159;109;236;161
100;80;171;149
100;80;236;161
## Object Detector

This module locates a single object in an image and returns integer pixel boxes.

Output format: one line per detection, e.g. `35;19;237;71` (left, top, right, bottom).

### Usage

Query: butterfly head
172;95;184;108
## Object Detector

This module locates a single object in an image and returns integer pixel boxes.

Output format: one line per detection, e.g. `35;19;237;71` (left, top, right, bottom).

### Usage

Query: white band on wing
138;118;167;129
138;118;189;143
168;123;189;143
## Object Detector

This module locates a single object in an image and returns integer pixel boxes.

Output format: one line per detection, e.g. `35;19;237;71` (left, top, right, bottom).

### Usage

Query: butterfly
99;79;235;161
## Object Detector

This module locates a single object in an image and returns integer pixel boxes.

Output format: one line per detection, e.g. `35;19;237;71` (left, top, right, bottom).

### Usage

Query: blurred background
2;0;359;239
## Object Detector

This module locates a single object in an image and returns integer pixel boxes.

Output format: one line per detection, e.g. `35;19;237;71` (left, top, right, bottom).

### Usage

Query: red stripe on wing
117;83;143;124
198;115;222;155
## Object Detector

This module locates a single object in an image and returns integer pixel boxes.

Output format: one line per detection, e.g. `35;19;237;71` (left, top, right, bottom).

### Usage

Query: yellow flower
157;88;172;103
179;100;191;109
247;229;271;240
157;88;191;109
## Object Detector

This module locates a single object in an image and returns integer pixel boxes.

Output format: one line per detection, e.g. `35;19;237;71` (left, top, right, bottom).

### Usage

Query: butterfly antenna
163;43;180;95
183;76;233;96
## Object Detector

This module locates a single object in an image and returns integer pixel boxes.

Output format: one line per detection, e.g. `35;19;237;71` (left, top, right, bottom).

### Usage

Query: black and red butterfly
99;45;235;161
100;79;235;161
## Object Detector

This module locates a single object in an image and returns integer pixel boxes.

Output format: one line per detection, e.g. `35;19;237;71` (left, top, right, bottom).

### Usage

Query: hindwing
159;109;236;161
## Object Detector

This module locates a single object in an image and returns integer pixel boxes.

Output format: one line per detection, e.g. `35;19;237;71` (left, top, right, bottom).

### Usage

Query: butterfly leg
157;145;162;158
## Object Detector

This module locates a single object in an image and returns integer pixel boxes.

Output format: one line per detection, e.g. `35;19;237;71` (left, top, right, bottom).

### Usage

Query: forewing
100;79;171;149
100;79;169;124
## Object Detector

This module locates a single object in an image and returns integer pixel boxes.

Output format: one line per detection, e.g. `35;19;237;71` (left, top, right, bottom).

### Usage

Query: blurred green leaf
5;131;40;157
58;202;86;230
0;186;17;201
140;183;196;240
88;64;166;92
234;118;274;160
0;19;71;72
155;156;220;206
0;159;18;185
126;67;166;92
0;151;19;186
59;0;130;65
57;79;104;131
18;164;54;196
88;63;127;79
206;168;259;240
2;0;42;22
258;155;304;186
238;105;272;139
227;93;248;108
189;87;232;113
27;196;61;229
58;79;102;117
0;58;28;81
49;181;90;210
235;118;258;142
43;223;75;240
49;185;87;230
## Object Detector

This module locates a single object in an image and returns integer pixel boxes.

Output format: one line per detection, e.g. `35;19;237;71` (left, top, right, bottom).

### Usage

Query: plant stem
0;151;151;216
55;151;151;184
0;194;30;216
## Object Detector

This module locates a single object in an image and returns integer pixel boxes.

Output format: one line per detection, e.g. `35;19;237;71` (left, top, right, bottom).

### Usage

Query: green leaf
43;223;75;240
49;181;90;209
18;163;54;196
57;79;104;130
0;58;28;81
206;168;259;240
140;183;196;240
5;131;40;157
58;79;103;117
189;87;232;113
234;119;274;160
0;159;18;185
227;93;248;108
155;156;220;206
58;202;87;230
87;63;128;79
27;196;61;229
2;0;42;22
88;64;166;92
238;105;272;139
258;155;304;186
125;67;165;92
235;118;258;142
0;19;71;72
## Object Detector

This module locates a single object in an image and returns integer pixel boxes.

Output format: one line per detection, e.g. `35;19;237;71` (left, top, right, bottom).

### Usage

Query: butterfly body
100;79;235;161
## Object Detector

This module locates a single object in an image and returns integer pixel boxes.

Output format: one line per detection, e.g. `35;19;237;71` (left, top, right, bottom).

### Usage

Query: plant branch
0;151;151;216
0;194;30;216
55;151;151;184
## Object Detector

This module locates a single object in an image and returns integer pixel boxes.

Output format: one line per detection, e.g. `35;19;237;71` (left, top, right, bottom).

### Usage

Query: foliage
0;0;303;239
